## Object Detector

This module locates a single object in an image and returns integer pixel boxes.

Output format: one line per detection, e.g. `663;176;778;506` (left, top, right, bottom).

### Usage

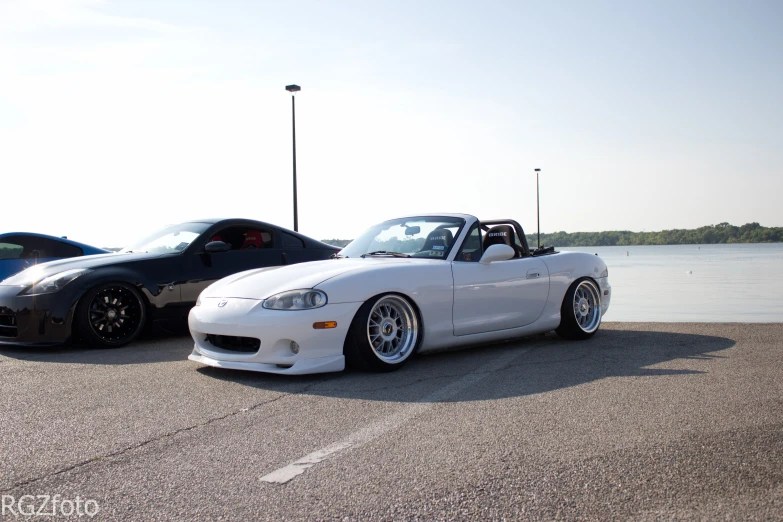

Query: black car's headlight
262;289;327;310
21;269;91;295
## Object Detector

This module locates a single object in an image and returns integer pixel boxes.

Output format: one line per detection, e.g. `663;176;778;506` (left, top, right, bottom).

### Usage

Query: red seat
242;231;263;249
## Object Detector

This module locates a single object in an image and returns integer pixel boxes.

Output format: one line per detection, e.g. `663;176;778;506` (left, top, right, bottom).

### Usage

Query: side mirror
479;244;515;264
204;241;230;253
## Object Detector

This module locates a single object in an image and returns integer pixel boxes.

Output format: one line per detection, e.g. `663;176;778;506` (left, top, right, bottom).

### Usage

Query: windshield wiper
361;251;411;258
330;253;346;259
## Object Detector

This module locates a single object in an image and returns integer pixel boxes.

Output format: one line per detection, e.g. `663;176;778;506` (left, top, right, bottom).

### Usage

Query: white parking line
260;347;529;484
258;441;353;483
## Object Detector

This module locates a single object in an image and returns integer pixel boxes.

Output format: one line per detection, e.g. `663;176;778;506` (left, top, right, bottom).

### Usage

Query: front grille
0;314;17;338
205;334;260;353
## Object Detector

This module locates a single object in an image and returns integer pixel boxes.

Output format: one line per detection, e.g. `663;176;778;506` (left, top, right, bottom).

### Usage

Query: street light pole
285;84;301;232
535;168;541;249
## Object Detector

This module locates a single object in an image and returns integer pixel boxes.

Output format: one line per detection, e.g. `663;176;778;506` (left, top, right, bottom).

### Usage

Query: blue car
0;233;109;281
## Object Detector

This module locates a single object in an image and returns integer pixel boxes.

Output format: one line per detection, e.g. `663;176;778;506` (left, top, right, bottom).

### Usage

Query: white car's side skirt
418;314;562;353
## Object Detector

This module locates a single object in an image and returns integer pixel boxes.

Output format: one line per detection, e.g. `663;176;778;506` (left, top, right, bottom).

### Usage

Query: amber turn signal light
313;321;337;329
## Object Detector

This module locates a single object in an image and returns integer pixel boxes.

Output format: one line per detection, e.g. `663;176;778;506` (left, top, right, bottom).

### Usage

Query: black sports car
0;219;339;347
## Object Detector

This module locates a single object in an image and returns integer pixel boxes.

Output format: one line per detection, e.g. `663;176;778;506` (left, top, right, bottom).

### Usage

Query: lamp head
285;84;301;93
534;168;541;172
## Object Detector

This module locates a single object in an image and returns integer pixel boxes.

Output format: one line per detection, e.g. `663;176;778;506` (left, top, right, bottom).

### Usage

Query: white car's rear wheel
555;278;602;340
344;294;420;372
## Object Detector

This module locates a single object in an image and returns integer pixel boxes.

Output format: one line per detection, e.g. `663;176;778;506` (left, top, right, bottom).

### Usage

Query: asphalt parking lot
1;322;782;521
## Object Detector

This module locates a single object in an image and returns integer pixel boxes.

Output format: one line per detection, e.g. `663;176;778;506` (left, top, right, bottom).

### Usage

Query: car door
180;226;284;303
451;252;549;336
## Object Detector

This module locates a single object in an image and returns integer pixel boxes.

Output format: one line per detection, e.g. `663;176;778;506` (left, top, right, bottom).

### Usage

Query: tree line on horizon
321;222;783;248
538;222;782;247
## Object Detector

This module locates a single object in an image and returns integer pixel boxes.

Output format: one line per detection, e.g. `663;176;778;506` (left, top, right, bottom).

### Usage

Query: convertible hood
202;258;404;300
0;252;165;285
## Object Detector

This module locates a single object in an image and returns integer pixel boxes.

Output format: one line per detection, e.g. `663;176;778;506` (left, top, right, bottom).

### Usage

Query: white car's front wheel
344;294;421;372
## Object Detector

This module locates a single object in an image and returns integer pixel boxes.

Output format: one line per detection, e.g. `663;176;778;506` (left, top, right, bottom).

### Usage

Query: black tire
344;293;421;372
76;283;147;348
555;277;602;340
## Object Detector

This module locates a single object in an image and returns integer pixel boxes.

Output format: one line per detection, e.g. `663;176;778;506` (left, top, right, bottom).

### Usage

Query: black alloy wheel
77;283;146;348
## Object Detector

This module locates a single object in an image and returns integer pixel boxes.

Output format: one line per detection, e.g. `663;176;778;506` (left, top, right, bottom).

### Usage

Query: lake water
558;243;783;322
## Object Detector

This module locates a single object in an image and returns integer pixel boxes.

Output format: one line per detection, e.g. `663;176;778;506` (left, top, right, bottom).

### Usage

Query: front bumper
597;277;611;316
188;297;362;375
0;285;76;346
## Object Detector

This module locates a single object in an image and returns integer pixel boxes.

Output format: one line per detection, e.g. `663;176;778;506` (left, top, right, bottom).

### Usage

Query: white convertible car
188;214;611;374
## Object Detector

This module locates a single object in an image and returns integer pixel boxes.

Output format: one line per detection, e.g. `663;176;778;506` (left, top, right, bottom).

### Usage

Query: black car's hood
0;252;168;285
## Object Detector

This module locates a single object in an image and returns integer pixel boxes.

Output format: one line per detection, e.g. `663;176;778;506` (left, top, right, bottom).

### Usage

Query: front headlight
262;289;327;310
21;268;91;295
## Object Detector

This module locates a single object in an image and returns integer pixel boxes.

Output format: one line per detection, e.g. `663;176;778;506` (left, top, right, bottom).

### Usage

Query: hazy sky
1;0;781;247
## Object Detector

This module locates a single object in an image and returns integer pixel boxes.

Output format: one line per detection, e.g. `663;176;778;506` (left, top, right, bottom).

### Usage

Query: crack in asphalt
2;350;540;491
0;341;614;491
0;383;321;493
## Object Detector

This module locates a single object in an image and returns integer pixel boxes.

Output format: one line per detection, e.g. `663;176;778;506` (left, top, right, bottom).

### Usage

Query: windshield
120;222;211;254
339;216;465;259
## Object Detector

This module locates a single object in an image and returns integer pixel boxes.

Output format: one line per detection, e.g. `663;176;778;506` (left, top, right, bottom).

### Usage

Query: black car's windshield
120;222;211;254
340;217;465;260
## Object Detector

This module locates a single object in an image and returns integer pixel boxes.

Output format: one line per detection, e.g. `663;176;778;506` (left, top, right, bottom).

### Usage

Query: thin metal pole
292;94;298;232
536;170;540;249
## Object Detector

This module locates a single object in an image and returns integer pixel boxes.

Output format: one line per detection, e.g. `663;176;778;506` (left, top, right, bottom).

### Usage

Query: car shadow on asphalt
194;327;737;403
0;332;194;365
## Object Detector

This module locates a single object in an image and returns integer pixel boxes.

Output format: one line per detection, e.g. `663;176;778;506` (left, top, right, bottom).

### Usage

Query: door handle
526;270;540;279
